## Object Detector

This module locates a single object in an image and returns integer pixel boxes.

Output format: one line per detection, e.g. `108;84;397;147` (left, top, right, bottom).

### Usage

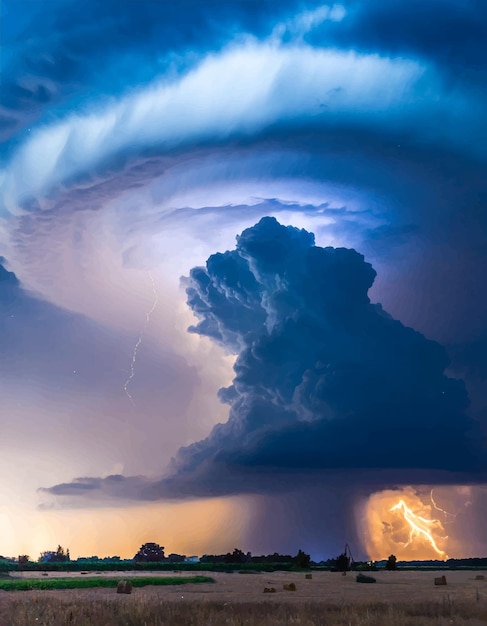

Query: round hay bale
116;580;133;594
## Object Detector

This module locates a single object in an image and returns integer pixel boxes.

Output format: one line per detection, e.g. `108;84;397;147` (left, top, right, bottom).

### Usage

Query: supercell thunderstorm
2;0;487;561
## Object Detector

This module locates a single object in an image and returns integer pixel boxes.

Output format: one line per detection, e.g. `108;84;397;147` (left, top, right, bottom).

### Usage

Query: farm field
1;570;487;625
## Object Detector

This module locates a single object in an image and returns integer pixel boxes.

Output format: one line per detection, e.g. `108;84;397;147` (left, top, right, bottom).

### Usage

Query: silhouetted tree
38;545;70;563
202;550;297;564
166;553;186;563
250;552;294;564
18;555;29;569
294;549;311;569
228;548;250;564
334;551;351;572
385;554;397;570
133;542;165;562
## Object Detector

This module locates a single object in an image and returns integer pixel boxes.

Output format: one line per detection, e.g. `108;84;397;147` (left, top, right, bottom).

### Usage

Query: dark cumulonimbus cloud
43;217;484;502
172;217;480;484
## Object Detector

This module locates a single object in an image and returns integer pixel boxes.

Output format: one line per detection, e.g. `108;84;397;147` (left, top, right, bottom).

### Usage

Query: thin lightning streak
123;271;159;406
430;489;457;518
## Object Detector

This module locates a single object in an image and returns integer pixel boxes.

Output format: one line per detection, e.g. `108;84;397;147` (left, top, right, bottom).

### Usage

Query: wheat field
2;569;487;625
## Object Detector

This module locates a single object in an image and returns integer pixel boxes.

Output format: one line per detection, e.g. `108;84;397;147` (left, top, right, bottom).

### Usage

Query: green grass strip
0;575;214;591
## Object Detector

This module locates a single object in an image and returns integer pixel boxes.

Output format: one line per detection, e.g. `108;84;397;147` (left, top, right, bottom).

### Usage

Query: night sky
1;0;486;562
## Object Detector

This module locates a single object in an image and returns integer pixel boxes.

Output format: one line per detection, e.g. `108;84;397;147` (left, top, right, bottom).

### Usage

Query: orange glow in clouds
389;499;446;558
0;497;252;560
363;487;453;560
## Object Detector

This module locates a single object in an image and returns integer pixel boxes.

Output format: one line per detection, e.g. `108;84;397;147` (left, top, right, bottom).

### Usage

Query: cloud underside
2;37;485;217
43;218;483;505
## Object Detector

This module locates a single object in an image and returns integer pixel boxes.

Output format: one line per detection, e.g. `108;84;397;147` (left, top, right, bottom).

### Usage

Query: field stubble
1;570;487;625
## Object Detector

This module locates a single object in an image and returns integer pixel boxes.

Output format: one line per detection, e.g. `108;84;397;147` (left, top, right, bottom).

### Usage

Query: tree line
5;543;487;571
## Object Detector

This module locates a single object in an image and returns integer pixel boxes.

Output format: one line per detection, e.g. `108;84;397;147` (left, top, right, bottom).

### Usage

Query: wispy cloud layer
3;38;484;216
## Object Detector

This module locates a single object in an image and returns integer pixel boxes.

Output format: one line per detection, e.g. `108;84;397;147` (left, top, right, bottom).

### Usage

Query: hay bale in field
283;583;296;591
434;576;447;586
263;587;276;593
475;575;485;580
116;580;133;594
356;574;376;584
305;573;312;579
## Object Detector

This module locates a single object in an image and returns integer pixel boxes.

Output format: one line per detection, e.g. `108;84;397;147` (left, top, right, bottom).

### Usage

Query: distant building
185;556;200;563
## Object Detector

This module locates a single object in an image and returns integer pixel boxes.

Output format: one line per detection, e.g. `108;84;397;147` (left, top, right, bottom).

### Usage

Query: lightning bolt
390;499;447;558
123;271;159;406
430;489;457;518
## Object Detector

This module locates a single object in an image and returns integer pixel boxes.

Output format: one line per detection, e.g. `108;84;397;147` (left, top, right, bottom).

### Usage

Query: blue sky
1;0;486;561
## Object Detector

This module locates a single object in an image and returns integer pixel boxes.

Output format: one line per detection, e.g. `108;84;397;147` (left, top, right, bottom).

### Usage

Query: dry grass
1;596;487;626
2;570;487;625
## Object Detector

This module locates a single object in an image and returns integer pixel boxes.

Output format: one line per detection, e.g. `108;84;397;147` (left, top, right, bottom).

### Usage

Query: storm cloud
174;218;480;483
44;217;483;505
3;0;487;559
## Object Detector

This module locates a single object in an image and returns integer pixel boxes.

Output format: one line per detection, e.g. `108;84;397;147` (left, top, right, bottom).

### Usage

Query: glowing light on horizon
1;497;252;560
123;271;159;405
390;499;447;558
362;487;458;561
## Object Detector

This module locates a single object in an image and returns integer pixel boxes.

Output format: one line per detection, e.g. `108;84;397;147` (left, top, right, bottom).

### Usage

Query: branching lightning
390;499;447;558
123;271;159;406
